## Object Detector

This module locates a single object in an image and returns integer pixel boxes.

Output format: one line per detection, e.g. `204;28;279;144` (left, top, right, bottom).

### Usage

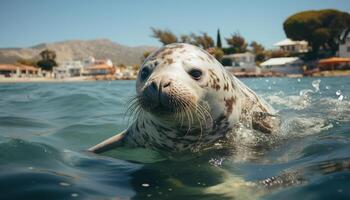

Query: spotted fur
90;43;279;153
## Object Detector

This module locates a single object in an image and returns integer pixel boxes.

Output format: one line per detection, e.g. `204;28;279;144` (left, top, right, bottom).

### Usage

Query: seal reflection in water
89;43;279;154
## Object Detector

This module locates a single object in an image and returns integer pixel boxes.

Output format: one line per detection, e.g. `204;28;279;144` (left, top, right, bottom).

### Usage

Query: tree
37;49;57;71
283;9;350;56
151;28;178;45
141;51;153;62
216;29;222;48
40;49;56;60
37;59;57;71
207;47;224;60
250;41;265;63
225;32;248;53
340;28;350;44
191;32;214;49
180;34;193;44
250;41;264;54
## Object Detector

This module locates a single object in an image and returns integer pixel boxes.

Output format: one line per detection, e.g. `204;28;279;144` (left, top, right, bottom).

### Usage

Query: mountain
0;39;158;65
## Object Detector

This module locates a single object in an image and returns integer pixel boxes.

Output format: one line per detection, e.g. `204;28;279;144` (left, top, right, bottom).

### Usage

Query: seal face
89;43;279;153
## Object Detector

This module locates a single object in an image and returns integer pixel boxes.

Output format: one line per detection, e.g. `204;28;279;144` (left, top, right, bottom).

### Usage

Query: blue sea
0;77;349;200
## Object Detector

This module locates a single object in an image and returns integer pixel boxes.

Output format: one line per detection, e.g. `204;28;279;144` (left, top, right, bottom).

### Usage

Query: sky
0;0;349;49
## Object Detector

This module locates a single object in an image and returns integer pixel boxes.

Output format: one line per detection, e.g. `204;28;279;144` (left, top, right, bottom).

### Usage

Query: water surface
0;77;349;200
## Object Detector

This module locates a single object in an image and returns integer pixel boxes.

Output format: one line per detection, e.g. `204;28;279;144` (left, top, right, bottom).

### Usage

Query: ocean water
0;77;349;200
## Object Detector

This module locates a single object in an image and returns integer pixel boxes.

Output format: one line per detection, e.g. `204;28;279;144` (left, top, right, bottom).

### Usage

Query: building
274;39;308;53
260;57;304;74
115;65;138;79
0;64;39;78
53;61;84;79
317;57;350;71
82;58;115;76
222;52;258;72
84;64;115;76
339;30;350;58
83;56;96;66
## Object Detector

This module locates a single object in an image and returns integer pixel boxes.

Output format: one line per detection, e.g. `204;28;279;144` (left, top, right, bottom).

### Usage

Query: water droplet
325;86;330;90
71;193;78;197
209;157;224;166
297;78;301;82
59;182;70;186
312;79;321;92
168;188;173;191
336;90;341;96
338;95;344;101
142;183;150;187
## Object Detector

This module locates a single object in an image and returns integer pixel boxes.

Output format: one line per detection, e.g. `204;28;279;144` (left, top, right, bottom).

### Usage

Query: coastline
0;77;94;83
1;70;349;83
0;74;137;83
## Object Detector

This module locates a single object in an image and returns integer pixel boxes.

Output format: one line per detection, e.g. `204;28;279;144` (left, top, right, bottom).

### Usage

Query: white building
83;56;96;66
53;61;84;79
260;57;304;74
222;52;257;72
274;39;308;53
339;30;350;58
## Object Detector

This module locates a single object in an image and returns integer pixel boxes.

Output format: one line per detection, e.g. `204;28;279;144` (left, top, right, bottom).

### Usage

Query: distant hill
0;39;158;65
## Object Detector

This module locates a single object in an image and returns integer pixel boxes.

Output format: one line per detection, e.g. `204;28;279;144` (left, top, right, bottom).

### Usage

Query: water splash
209;157;225;167
336;90;344;101
312;79;321;92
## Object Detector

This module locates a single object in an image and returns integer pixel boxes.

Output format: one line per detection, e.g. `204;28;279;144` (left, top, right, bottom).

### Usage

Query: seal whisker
194;109;204;140
183;102;193;135
198;100;213;124
198;103;212;128
125;95;143;125
178;102;186;128
178;100;188;128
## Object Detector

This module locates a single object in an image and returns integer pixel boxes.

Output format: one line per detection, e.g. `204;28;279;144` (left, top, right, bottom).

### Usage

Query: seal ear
88;130;127;154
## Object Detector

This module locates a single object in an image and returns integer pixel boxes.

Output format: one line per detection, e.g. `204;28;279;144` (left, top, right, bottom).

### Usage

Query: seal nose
162;80;171;88
150;81;158;92
149;79;171;92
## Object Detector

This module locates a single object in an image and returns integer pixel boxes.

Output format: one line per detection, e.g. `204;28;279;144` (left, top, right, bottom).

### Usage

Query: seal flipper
252;112;281;134
88;130;127;153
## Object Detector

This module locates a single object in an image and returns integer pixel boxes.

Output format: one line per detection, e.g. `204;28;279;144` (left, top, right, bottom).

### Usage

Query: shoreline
0;75;137;83
0;77;95;83
0;70;349;83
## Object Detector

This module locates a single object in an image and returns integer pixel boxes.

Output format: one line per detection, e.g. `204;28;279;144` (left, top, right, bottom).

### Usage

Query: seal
89;43;279;154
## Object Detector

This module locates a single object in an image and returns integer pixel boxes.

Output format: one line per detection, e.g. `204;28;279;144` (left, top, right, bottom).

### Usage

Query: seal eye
140;67;150;80
188;69;202;80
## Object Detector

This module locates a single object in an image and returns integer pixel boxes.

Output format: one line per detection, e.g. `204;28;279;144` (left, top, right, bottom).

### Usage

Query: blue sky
0;0;349;48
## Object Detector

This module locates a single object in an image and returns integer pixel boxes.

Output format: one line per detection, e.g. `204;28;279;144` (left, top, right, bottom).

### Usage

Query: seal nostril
150;81;158;91
163;81;171;88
